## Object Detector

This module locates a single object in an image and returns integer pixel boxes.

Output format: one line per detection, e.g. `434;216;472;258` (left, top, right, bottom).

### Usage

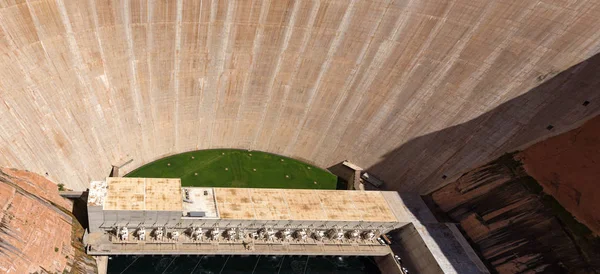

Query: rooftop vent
188;211;206;217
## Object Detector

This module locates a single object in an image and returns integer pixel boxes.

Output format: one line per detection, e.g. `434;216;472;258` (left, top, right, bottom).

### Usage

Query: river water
107;255;381;274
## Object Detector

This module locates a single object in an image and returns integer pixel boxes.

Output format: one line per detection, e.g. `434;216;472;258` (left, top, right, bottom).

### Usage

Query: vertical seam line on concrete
206;0;235;146
21;0;88;183
123;0;149;161
146;0;157;152
56;0;109;180
308;0;396;160
231;0;271;143
192;0;205;150
251;0;302;147
0;13;50;171
174;0;184;151
264;0;322;149
345;0;460;159
312;0;417;161
196;0;218;148
87;0;125;168
284;0;358;156
90;0;127;156
122;0;143;126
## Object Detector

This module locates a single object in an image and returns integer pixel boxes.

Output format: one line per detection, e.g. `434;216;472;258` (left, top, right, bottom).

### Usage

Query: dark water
107;255;381;274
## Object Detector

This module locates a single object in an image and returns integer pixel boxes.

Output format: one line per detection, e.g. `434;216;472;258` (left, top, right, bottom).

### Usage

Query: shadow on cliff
364;53;600;273
367;52;600;196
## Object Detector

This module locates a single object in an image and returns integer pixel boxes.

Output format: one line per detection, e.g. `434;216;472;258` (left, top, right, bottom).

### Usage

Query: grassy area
125;149;337;189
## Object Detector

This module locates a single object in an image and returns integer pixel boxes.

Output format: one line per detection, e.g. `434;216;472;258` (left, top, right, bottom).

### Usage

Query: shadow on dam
369;52;600;195
367;52;600;273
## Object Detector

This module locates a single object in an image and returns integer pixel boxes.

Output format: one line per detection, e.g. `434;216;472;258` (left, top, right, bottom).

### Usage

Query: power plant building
88;177;405;234
85;177;489;273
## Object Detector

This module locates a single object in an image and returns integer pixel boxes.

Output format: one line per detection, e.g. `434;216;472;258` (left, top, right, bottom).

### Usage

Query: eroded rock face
0;168;96;273
518;115;600;235
426;154;600;273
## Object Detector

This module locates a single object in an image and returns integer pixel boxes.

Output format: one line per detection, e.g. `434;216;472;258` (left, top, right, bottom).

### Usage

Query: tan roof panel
104;178;145;210
214;188;398;222
145;178;183;211
285;189;327;220
104;177;182;211
251;189;290;220
351;191;396;222
318;191;363;221
215;188;254;219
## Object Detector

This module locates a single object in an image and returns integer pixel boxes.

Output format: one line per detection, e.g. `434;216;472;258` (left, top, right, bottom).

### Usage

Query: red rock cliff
0;168;96;273
426;151;600;273
518;115;600;235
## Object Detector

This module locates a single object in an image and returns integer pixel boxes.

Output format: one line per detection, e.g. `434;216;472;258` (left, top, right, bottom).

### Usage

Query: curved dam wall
1;0;600;191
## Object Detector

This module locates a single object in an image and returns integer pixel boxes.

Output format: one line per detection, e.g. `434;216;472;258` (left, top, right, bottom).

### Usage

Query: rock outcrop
426;152;600;273
519;115;600;235
0;168;96;273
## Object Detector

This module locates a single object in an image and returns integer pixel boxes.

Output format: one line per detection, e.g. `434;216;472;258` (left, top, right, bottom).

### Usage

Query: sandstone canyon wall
0;168;96;273
426;117;600;273
518;115;600;235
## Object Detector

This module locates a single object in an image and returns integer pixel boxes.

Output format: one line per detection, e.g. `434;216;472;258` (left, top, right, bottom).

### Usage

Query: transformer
280;228;292;240
236;228;246;241
191;227;203;240
294;229;308;241
328;228;344;241
348;229;360;240
118;227;128;241
154;227;164;241
313;230;325;240
210;228;220;240
225;228;236;240
363;230;377;241
265;228;276;241
137;227;146;241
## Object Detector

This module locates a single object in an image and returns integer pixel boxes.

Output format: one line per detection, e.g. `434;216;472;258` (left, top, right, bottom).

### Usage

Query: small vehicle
377;238;386;245
361;172;384;187
394;254;402;264
381;234;392;245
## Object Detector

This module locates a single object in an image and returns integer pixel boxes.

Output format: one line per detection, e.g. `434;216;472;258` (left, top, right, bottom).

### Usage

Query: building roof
88;181;108;206
103;177;182;211
182;187;219;218
213;188;398;222
92;177;401;222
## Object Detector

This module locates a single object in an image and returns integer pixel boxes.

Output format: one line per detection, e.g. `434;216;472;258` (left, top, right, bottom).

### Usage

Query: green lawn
125;149;337;189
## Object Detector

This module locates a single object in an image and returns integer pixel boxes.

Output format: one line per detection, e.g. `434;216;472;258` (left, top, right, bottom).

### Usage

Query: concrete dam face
1;0;600;192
